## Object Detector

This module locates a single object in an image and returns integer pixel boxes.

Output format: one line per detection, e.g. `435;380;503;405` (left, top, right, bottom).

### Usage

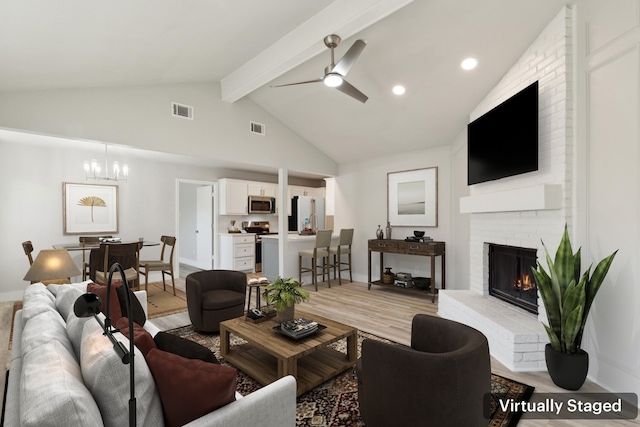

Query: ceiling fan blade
331;39;366;76
335;79;368;103
271;78;323;88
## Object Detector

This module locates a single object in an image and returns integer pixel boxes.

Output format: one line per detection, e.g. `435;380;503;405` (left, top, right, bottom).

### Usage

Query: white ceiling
0;0;571;165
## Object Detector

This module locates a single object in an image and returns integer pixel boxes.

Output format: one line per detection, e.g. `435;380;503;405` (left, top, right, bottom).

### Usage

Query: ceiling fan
272;34;368;103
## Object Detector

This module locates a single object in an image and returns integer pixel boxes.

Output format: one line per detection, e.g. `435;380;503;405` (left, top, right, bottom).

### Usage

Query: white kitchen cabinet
287;185;326;215
219;233;255;272
247;181;277;198
219;178;248;215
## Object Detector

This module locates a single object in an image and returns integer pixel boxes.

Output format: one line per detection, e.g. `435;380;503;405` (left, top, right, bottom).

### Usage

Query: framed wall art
387;167;438;227
63;182;119;234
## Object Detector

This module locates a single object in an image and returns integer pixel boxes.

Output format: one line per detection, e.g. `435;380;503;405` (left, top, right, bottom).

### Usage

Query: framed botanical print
387;167;438;227
63;182;119;234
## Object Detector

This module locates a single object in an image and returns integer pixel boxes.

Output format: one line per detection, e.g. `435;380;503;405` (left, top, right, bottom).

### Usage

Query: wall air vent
250;121;266;136
171;102;194;120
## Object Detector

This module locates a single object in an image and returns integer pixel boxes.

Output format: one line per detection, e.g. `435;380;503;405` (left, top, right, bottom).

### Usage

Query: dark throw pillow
146;348;237;427
115;317;157;357
154;332;220;364
87;281;122;323
115;285;146;326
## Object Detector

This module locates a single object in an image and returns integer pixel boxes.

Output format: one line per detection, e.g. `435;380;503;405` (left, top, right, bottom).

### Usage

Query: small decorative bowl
414;230;425;238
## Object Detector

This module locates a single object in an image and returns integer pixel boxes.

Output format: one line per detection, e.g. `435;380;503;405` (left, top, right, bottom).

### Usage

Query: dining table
53;240;159;282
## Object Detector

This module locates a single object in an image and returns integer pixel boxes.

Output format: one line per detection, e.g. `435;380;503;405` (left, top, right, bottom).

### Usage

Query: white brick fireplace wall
439;7;574;372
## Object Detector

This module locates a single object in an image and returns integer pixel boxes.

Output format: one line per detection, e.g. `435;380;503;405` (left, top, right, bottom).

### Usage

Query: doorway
176;179;218;274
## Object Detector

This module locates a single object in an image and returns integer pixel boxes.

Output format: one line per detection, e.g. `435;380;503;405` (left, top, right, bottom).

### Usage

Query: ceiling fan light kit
323;72;343;87
273;34;368;103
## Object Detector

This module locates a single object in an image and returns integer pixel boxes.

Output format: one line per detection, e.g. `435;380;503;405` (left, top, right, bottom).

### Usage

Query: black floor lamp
74;263;137;427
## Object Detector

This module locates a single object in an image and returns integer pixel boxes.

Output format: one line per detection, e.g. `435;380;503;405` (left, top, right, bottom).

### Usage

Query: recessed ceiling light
392;85;406;95
461;57;478;70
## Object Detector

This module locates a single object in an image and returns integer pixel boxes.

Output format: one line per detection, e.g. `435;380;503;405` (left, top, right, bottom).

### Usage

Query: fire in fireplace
488;244;538;314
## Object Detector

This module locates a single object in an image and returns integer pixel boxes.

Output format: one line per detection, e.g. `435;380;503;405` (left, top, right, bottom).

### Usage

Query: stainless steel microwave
248;196;276;214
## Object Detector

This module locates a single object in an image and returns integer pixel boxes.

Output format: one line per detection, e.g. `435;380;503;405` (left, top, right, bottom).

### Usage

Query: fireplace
488;244;538;314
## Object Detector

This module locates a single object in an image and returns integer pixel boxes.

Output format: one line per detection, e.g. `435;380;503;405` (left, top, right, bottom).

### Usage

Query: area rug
146;281;188;319
166;325;535;427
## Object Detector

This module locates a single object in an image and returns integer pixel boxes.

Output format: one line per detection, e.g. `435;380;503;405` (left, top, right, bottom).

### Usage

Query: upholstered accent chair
186;270;247;333
356;314;491;427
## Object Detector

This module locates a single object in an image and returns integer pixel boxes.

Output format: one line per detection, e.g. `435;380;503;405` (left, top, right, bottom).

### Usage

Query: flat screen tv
467;81;538;185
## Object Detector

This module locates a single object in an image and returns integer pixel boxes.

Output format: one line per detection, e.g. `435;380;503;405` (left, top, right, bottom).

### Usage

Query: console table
368;239;445;302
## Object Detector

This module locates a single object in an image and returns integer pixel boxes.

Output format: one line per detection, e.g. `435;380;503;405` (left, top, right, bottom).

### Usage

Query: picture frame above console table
367;239;445;303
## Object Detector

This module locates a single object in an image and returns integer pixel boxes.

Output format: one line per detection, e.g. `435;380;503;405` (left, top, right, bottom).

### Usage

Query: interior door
196;185;213;269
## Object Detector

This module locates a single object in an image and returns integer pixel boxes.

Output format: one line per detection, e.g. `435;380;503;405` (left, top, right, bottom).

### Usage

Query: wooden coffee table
220;310;357;396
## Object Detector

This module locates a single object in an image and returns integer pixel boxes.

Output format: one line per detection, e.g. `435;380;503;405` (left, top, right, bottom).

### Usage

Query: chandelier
84;144;128;182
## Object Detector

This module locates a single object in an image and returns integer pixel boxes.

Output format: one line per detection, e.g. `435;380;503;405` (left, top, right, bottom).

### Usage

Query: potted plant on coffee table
262;276;310;323
531;224;617;390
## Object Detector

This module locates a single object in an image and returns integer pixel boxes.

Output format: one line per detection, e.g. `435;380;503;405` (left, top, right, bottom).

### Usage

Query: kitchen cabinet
247;182;277;198
287;185;326;216
219;178;248;215
289;185;325;198
219;233;255;272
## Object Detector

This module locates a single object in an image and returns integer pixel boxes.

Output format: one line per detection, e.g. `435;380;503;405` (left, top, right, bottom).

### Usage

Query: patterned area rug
166;325;534;427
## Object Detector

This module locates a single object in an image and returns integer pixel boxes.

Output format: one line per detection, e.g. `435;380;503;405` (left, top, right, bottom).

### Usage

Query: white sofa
4;281;296;427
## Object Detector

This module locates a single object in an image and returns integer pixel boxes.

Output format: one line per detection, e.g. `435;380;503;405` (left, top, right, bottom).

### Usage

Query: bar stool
246;280;267;312
330;228;354;285
299;230;332;291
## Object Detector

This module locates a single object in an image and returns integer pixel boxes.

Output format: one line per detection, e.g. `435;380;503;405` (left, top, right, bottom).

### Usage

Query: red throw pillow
146;348;237;427
115;317;157;357
87;281;123;323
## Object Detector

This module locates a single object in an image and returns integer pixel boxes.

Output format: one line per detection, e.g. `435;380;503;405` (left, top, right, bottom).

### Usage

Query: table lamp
23;248;81;284
73;263;137;427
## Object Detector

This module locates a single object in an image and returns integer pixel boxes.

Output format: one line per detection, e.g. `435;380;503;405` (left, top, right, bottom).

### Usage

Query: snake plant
531;225;617;354
263;276;310;312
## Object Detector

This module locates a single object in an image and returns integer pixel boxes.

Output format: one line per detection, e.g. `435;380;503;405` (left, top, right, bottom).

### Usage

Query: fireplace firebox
488;244;538;314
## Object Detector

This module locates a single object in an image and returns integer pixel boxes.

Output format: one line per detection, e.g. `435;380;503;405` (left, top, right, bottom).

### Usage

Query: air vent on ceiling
171;102;194;120
250;121;266;136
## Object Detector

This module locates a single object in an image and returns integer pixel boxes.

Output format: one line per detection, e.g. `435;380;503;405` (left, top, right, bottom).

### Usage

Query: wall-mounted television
467;81;539;185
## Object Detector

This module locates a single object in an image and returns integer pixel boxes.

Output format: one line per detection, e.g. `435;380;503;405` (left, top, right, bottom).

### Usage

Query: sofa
4;281;296;427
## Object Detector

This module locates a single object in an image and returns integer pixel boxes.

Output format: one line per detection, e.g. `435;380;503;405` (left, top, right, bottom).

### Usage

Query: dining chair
79;236;112;280
298;230;332;291
22;241;36;284
329;228;354;285
139;235;176;294
94;242;141;290
22;241;34;266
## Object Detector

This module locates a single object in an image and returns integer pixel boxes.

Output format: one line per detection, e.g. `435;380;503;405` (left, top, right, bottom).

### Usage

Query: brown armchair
186;270;247;333
356;315;491;427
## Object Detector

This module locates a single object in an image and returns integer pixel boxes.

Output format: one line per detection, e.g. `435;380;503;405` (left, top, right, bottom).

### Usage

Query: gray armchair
186;270;247;333
356;314;491;427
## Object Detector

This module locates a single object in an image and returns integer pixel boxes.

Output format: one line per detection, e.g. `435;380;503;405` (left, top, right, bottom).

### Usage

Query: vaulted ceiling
0;0;570;164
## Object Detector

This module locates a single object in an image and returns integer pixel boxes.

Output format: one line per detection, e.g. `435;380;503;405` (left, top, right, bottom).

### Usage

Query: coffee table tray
272;324;327;340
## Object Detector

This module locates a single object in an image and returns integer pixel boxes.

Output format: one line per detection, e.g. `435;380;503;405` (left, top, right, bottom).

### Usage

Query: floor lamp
73;263;137;427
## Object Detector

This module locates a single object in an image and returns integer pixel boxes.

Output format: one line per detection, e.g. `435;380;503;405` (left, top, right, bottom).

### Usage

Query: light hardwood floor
2;278;637;426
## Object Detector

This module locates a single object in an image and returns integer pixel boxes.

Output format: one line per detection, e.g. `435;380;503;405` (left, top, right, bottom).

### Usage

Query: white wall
334;144;458;288
577;0;640;399
0;136;220;300
466;7;573;300
0;82;338;178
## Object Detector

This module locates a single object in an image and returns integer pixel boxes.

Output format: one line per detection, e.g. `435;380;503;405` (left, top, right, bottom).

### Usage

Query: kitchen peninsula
261;233;338;283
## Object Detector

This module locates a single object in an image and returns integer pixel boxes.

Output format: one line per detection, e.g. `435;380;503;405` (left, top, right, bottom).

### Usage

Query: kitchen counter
261;233;338;282
260;233;326;242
